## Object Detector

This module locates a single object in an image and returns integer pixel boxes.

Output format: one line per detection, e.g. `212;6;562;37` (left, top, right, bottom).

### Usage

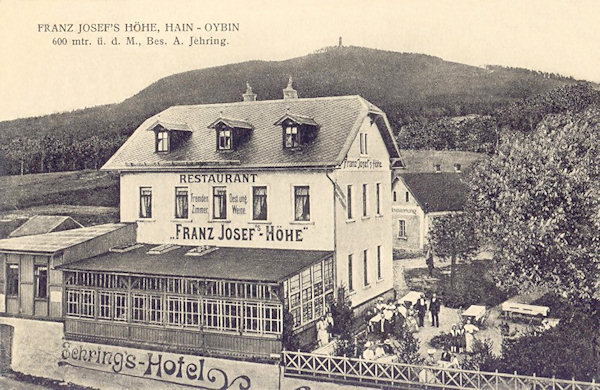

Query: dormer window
149;120;192;154
285;126;299;149
217;128;232;150
275;112;319;151
156;129;169;153
208;117;253;152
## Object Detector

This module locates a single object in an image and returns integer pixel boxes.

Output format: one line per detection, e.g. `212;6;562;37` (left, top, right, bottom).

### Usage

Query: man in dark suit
415;294;427;327
429;293;441;327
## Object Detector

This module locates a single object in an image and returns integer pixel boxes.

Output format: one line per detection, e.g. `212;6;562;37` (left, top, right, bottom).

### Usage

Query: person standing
457;323;466;353
429;293;441;327
425;248;435;277
464;319;479;353
415;294;427;327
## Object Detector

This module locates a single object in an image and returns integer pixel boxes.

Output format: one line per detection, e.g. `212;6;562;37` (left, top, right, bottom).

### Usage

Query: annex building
33;81;405;358
391;150;483;252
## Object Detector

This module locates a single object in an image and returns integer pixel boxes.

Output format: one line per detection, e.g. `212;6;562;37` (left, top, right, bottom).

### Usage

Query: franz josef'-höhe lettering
175;223;304;242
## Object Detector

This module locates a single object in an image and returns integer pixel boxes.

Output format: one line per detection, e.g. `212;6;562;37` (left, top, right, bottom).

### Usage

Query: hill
0;46;587;175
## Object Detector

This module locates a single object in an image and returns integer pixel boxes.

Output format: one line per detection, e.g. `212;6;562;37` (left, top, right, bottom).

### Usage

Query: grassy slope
0;170;120;238
0;170;119;211
0;46;579;143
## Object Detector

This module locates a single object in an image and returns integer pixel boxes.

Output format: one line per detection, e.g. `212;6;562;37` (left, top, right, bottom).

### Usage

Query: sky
0;0;599;121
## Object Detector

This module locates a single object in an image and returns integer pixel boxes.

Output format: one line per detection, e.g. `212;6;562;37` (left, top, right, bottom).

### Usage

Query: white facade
118;115;394;308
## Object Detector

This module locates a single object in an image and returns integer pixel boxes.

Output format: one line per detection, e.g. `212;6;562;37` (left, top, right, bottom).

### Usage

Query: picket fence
282;350;600;390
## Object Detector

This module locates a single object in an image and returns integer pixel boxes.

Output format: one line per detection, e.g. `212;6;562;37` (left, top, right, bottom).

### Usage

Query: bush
461;338;499;371
429;332;454;351
496;312;599;381
439;261;511;308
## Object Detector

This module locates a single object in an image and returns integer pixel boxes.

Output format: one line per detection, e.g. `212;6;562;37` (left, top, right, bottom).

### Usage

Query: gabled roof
207;117;254;130
395;173;468;213
147;118;192;132
9;215;83;238
273;112;319;127
399;149;484;173
102;95;401;171
59;245;333;283
0;223;130;254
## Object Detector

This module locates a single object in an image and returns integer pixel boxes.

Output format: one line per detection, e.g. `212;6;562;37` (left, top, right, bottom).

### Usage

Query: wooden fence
282;351;600;390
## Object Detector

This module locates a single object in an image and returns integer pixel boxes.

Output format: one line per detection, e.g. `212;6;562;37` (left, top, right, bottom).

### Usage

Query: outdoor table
377;354;398;363
501;301;550;319
399;291;421;308
368;313;383;332
461;304;487;324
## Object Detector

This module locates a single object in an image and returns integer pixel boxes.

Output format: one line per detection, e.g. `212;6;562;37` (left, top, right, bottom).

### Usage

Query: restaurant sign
60;341;260;389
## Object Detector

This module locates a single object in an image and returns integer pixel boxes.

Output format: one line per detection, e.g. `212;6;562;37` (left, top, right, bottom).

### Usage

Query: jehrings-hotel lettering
60;341;252;389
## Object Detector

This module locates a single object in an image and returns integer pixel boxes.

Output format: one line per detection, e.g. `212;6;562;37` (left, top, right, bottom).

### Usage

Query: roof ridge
169;95;363;110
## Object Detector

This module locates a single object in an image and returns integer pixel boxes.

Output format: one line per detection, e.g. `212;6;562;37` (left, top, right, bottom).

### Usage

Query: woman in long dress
463;319;479;353
317;317;329;347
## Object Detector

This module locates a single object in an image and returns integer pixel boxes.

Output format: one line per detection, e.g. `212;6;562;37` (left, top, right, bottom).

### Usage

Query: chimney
242;82;257;102
283;76;298;100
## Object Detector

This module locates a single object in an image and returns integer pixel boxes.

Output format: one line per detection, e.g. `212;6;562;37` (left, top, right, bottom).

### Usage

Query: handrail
281;350;600;390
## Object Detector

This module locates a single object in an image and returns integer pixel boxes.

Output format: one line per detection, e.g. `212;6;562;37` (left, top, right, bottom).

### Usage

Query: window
114;293;127;321
377;245;382;280
348;254;353;291
34;265;48;299
405;191;410;203
455;163;462;173
175;187;189;219
363;249;369;286
362;184;368;217
393;191;397;202
132;293;147;323
346;185;353;219
360;133;368;155
294;186;310;221
139;187;152;219
6;264;18;296
156;130;169;152
376;183;381;215
252;186;267;220
149;295;163;324
284;126;299;148
398;219;407;238
217;128;232;150
434;163;441;173
99;292;111;319
213;187;227;220
167;296;183;326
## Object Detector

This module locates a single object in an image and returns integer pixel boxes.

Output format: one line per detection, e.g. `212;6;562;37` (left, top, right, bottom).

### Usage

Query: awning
57;245;333;283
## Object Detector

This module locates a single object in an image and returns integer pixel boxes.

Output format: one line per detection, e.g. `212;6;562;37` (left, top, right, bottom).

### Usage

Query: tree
330;287;356;357
281;308;299;351
428;213;479;288
467;106;600;374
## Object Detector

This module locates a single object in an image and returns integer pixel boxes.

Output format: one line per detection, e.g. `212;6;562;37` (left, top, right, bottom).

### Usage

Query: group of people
316;311;334;347
449;319;479;353
414;293;442;328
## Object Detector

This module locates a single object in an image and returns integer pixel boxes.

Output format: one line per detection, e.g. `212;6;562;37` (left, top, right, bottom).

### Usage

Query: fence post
514;371;518;390
572;377;575;390
478;369;481;390
533;372;536;390
552;376;556;390
495;369;499;390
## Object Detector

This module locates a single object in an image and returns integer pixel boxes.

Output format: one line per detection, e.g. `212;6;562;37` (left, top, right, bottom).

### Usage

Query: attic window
434;163;441;173
208;118;253;152
150;121;192;154
217;128;232;150
156;129;169;152
285;126;299;148
454;163;462;173
274;113;319;151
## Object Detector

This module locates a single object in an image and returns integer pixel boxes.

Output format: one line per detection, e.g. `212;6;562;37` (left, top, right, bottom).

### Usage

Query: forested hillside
0;46;592;175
